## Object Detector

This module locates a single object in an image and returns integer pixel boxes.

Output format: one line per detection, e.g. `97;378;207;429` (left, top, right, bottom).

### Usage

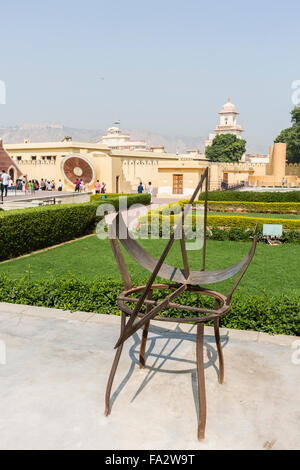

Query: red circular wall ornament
62;155;95;185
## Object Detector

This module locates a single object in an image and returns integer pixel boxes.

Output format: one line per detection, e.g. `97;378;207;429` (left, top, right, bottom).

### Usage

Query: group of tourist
26;178;63;192
27;179;63;193
94;180;106;194
39;179;63;191
0;170;24;196
91;179;152;199
1;172;154;198
137;181;153;201
74;178;92;193
0;174;65;196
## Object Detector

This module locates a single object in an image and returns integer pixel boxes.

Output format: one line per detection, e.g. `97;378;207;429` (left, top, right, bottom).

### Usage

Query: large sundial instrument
104;167;257;441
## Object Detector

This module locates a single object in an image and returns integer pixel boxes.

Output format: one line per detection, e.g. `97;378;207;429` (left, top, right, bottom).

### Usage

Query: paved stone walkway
0;302;299;450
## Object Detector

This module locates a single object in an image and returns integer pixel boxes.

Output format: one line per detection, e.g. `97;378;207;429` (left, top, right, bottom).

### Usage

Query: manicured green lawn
1;235;299;297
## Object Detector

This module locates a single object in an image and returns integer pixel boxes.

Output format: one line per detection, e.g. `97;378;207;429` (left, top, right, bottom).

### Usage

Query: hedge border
202;200;300;214
90;192;134;202
0;194;151;261
142;213;300;230
0;275;298;336
156;199;300;214
197;190;300;202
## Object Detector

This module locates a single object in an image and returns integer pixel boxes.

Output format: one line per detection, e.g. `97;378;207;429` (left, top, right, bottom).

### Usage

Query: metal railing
220;181;245;191
0;185;60;205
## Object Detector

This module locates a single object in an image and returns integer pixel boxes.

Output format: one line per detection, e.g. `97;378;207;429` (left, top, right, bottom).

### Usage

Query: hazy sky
1;0;299;153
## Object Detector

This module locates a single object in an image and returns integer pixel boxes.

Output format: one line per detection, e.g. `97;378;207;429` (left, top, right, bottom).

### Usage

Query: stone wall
286;163;300;177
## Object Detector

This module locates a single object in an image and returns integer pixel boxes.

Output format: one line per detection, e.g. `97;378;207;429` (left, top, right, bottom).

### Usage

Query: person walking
74;178;80;192
95;180;101;194
57;179;63;191
80;179;84;192
100;182;106;194
28;180;35;194
41;178;46;191
147;181;153;202
1;170;9;197
137;182;144;194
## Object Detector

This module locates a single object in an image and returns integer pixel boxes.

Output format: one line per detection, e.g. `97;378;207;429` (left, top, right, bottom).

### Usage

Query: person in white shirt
147;181;153;202
57;180;63;191
1;170;9;197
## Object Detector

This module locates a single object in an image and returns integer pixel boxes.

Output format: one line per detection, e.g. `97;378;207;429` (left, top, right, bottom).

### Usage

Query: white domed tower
215;97;243;137
205;97;244;147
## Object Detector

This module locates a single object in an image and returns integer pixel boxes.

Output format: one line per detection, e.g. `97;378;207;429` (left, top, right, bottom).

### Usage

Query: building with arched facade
3;136;300;195
2;109;300;195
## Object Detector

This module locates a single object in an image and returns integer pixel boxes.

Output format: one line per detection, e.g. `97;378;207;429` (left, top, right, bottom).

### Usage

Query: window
17;156;22;161
31;156;36;161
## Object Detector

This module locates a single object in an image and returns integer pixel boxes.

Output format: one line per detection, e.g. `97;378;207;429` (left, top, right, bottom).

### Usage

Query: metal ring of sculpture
117;284;229;323
104;167;257;441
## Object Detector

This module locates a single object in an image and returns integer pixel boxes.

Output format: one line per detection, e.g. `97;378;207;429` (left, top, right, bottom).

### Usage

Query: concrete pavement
0;302;299;450
0;190;91;210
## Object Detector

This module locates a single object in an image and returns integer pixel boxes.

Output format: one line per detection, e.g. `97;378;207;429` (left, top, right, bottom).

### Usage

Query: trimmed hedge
206;214;300;230
158;199;300;214
138;220;300;243
207;226;300;243
90;192;134;202
0;203;97;261
197;190;300;202
139;209;300;242
0;194;151;261
205;201;300;214
0;275;298;336
142;213;300;230
144;201;300;231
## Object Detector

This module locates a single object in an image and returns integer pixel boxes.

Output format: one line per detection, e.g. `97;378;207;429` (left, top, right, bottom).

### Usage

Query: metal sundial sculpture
104;167;257;441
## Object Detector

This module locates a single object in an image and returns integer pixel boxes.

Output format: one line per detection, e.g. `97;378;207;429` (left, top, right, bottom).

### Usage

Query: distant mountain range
0;123;206;154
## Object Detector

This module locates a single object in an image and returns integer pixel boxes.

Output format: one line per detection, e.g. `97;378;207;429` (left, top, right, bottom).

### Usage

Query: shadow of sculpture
109;323;229;418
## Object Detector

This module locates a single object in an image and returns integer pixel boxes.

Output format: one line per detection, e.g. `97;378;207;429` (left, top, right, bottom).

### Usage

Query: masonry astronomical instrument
61;154;95;185
104;167;258;441
0;139;22;180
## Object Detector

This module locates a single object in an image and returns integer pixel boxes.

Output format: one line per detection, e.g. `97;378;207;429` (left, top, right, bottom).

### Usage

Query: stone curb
0;301;297;347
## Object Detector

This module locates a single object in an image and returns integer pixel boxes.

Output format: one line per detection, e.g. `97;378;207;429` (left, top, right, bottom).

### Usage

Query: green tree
205;133;246;162
274;105;300;163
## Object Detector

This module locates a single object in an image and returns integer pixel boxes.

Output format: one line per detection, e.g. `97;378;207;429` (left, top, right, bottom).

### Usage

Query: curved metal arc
225;233;257;303
116;211;256;285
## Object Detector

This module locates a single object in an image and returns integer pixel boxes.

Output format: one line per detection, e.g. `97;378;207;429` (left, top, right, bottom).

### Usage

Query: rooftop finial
228;96;231;103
